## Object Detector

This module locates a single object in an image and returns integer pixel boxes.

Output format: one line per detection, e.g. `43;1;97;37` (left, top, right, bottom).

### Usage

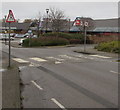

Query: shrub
69;39;82;44
95;41;120;53
42;32;72;39
42;32;90;44
88;35;118;44
22;37;69;47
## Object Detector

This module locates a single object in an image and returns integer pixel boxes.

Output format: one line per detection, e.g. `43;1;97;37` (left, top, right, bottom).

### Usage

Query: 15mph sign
6;10;16;22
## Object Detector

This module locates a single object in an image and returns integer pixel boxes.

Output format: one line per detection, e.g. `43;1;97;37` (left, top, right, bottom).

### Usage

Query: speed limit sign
84;22;88;27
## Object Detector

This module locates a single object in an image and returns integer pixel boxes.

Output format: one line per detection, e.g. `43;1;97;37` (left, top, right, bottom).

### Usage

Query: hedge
22;37;69;47
42;32;90;44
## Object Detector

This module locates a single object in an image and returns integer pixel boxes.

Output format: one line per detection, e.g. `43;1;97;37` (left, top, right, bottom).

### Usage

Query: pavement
2;51;21;108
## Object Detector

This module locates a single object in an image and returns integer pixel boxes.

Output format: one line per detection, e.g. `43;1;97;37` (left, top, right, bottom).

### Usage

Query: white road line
89;55;111;59
59;55;80;60
29;62;40;67
110;70;118;74
59;55;72;59
74;55;92;59
46;56;65;61
12;58;29;63
51;98;67;110
31;80;43;90
55;61;62;64
30;57;47;62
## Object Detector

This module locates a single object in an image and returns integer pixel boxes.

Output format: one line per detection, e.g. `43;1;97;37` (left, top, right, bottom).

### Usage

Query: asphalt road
2;43;119;109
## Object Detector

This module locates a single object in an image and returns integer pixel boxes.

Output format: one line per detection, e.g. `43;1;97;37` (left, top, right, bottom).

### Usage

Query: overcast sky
1;1;119;21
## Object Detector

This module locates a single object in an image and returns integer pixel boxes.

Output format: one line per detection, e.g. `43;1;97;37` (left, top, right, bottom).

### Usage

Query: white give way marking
12;58;29;63
89;55;111;59
110;70;118;74
30;57;47;62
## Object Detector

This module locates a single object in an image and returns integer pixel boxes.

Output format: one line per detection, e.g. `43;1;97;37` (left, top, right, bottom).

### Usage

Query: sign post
84;21;88;52
74;17;89;52
6;10;16;67
28;30;32;47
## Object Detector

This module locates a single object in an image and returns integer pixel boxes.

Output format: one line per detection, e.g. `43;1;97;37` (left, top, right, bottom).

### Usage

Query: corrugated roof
2;22;30;30
94;18;118;27
92;27;118;32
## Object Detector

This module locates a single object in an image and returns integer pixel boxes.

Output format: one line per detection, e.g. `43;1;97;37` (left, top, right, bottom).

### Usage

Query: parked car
32;35;37;38
14;34;24;38
10;33;16;37
19;38;26;45
15;34;28;38
0;34;14;40
18;35;37;45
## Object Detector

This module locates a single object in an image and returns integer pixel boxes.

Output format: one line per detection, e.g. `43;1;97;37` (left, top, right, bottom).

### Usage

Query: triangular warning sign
6;10;16;23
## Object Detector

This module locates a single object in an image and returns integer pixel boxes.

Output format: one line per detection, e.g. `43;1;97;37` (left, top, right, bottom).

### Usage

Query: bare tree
36;12;43;37
48;7;68;32
23;19;33;23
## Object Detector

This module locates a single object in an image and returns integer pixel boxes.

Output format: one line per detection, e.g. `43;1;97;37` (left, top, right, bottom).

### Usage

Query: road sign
74;17;81;26
84;21;88;27
28;30;32;34
6;10;16;23
75;20;81;26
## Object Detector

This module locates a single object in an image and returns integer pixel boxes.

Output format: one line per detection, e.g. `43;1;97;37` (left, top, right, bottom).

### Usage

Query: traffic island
73;48;118;58
73;50;96;55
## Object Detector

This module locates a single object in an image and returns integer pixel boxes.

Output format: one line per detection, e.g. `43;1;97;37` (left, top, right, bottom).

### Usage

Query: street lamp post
46;9;49;33
37;18;41;38
28;30;32;47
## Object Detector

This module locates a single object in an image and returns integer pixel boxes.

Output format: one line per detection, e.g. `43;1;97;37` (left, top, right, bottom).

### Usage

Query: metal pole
46;9;49;33
4;15;7;45
69;19;70;32
46;13;48;33
29;36;30;47
84;25;87;52
8;22;11;67
37;19;40;37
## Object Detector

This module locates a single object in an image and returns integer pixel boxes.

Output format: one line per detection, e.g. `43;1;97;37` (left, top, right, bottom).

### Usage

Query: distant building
0;18;119;34
1;22;30;33
93;18;118;33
